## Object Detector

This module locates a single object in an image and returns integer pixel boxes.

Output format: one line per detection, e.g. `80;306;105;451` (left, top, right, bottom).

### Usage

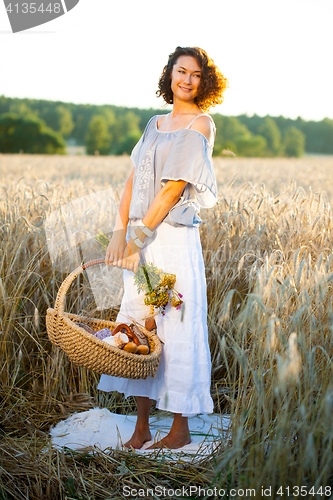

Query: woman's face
170;55;201;103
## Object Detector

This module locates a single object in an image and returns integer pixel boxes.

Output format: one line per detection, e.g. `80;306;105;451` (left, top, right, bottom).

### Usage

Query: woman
98;46;228;450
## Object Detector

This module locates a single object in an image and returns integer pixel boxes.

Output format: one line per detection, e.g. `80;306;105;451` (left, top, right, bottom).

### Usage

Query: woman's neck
171;96;200;117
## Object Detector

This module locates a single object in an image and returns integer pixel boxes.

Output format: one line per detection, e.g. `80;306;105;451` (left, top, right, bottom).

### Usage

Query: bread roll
123;342;138;354
137;345;149;355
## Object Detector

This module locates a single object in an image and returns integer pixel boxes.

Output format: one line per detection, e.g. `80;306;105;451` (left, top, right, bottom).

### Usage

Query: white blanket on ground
50;408;231;460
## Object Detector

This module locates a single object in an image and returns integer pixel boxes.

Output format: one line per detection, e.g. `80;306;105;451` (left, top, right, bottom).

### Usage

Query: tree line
0;95;332;157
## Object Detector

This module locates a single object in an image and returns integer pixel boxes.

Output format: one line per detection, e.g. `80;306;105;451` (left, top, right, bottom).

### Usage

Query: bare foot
123;429;152;450
146;431;191;450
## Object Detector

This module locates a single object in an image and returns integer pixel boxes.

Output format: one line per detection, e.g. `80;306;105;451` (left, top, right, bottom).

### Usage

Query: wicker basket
46;259;162;379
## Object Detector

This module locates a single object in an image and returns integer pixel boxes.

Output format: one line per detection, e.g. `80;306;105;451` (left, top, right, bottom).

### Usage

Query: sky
0;0;332;121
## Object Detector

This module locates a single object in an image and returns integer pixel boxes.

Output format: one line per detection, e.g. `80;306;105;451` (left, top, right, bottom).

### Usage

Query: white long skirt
97;220;214;417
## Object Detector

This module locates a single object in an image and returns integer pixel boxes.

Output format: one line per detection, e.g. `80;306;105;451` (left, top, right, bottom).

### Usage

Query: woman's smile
179;85;192;92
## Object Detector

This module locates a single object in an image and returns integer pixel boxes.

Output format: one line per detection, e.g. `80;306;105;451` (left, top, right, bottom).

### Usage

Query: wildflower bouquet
96;230;184;317
133;262;184;316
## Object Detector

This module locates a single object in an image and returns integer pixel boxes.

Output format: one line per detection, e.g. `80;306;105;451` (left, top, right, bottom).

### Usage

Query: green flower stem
142;265;153;293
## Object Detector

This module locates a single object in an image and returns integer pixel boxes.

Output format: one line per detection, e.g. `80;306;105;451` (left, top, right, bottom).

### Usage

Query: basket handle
54;259;106;315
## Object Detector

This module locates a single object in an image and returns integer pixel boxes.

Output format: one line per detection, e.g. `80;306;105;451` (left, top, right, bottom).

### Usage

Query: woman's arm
105;167;135;267
120;179;188;272
141;179;187;228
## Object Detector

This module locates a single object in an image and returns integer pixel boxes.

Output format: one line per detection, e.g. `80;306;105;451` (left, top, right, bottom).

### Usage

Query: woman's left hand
121;236;141;272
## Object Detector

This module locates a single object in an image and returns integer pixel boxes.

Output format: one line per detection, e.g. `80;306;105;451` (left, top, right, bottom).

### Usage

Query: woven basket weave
46;259;162;379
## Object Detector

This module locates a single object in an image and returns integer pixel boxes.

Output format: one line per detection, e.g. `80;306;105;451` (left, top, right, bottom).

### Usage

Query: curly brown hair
156;46;228;113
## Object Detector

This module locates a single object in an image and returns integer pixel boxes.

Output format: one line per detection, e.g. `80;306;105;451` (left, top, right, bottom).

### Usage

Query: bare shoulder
157;114;167;128
190;115;214;143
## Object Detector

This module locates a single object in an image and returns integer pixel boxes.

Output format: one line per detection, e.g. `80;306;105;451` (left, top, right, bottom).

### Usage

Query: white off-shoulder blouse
128;114;218;227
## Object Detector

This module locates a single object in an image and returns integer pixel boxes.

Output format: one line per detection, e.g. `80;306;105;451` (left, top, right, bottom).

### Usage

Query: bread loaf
129;323;149;348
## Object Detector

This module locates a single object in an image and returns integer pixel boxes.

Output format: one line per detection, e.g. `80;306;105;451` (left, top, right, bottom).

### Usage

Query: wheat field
1;154;333;498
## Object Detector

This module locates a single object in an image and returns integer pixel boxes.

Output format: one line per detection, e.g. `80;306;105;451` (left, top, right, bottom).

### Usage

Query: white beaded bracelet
131;221;154;239
138;221;154;237
130;226;139;241
132;236;145;249
130;221;154;247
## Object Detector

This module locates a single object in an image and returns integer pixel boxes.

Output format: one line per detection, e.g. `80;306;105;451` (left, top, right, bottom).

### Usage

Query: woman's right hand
105;230;127;267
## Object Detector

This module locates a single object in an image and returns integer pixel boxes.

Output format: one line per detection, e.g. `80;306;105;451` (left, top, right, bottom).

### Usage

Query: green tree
0;113;66;154
220;140;237;156
235;135;267;157
41;105;74;137
116;130;142;155
213;115;250;156
302;117;333;154
110;111;141;154
282;127;305;157
258;117;282;156
9;102;36;117
103;109;116;131
85;115;111;155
